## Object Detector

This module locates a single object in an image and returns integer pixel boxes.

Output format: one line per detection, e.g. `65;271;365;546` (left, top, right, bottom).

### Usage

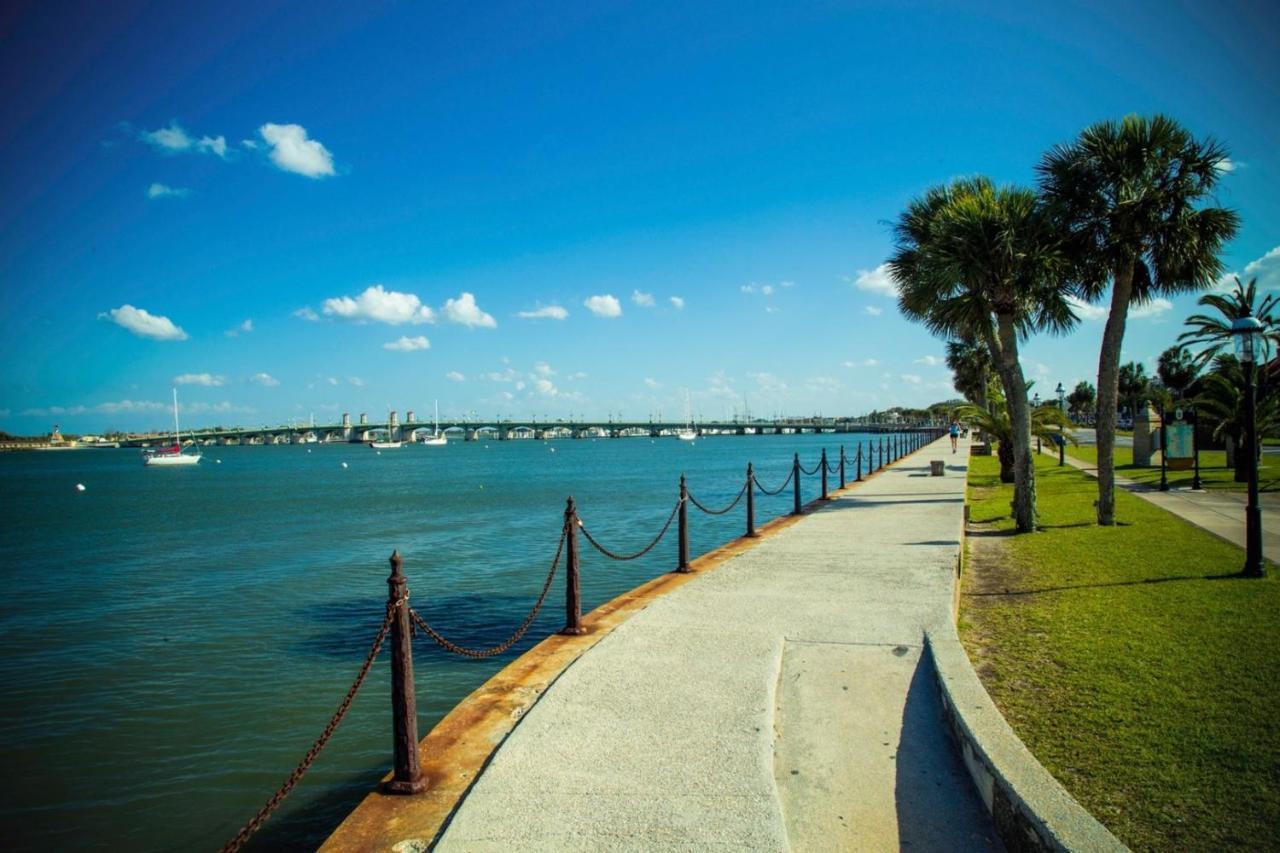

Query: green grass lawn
1064;443;1280;491
961;454;1280;851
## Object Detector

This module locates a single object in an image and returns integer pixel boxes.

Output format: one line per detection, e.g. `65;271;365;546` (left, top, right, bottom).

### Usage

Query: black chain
221;603;396;853
798;460;822;476
409;528;566;658
578;498;681;561
687;481;748;516
752;467;795;496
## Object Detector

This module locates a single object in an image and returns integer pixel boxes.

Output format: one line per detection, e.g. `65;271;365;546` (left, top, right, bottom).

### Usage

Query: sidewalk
432;438;997;851
1044;444;1280;559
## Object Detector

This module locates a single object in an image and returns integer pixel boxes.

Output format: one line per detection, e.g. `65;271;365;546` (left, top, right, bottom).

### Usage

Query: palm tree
1195;354;1280;480
1156;346;1200;402
1066;380;1095;420
1179;276;1280;368
946;339;992;412
891;177;1075;532
1038;115;1240;525
956;400;1077;484
1117;362;1151;421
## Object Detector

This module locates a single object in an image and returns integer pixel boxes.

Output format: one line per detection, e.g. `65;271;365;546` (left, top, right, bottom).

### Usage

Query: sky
1;0;1277;433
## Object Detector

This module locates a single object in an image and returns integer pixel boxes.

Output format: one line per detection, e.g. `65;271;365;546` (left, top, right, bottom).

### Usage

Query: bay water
0;432;899;850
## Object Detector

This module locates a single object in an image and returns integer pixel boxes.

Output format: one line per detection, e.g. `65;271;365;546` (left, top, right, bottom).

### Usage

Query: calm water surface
0;432;899;851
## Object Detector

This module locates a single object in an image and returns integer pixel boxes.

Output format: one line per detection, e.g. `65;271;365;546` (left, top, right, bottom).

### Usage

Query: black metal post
746;462;756;537
820;448;829;500
1059;424;1065;467
1243;362;1264;576
561;498;584;634
856;443;863;481
879;436;885;469
678;474;691;573
1159;405;1169;491
1192;406;1202;490
792;453;802;515
383;551;426;794
839;444;846;489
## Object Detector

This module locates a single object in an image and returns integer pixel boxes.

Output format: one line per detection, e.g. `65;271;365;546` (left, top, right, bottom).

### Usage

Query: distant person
949;420;960;453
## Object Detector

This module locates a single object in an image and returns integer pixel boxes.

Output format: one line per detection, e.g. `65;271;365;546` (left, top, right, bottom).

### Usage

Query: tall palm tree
1066;380;1095;420
1118;361;1151;419
1038;115;1239;525
1178;276;1280;368
945;339;992;412
1156;345;1200;402
891;177;1075;532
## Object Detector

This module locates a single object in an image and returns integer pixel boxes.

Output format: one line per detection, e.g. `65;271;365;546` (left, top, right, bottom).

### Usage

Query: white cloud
101;305;188;341
1215;158;1239;173
584;294;622;318
741;283;775;296
383;335;431;351
1129;297;1173;320
141;123;227;158
23;399;168;417
852;264;896;296
1216;245;1280;293
441;292;496;328
348;376;365;387
250;372;280;387
914;355;943;366
322;285;434;325
900;373;923;385
632;290;655;307
174;373;226;387
241;139;259;150
325;376;339;386
644;378;661;389
185;400;254;415
805;376;840;393
568;371;587;380
293;307;320;322
843;358;879;367
147;183;189;199
258;123;335;178
533;378;559;397
670;296;684;310
533;362;555;376
446;370;466;382
749;371;788;394
517;304;568;320
864;305;883;316
1066;295;1108;321
224;318;253;337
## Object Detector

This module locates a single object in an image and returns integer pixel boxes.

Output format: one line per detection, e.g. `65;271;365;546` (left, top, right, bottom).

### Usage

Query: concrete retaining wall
926;627;1128;852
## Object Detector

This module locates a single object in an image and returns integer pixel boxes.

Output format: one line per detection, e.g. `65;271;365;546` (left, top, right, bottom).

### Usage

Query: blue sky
2;0;1277;432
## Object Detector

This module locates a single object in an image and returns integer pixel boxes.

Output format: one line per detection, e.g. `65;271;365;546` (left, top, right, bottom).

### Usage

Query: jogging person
949;419;960;453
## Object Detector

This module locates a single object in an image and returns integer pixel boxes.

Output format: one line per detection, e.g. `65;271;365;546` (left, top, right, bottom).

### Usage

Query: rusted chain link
752;467;795;496
220;603;396;853
687;481;748;516
578;498;681;561
409;528;566;658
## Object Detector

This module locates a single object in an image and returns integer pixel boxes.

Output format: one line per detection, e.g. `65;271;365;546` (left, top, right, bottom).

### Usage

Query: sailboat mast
172;387;181;445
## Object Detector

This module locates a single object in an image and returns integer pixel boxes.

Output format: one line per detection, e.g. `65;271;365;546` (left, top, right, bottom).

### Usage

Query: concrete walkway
1046;445;1280;559
435;438;998;851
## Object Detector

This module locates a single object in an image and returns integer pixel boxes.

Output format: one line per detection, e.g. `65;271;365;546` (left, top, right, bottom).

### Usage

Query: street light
1056;382;1066;466
1032;393;1041;455
1233;313;1265;577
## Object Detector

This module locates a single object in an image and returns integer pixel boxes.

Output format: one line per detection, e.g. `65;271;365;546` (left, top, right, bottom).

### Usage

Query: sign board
1166;422;1194;470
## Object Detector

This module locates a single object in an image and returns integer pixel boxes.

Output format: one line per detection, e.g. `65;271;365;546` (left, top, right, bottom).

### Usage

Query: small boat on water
420;400;447;446
144;389;202;466
677;390;697;440
370;409;402;449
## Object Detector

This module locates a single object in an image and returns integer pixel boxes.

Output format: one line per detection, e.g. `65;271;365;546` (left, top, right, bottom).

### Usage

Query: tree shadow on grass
963;571;1246;597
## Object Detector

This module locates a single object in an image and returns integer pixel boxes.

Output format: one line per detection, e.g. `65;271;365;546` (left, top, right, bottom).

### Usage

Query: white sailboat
370;410;402;449
144;389;202;466
421;400;447;446
677;391;697;441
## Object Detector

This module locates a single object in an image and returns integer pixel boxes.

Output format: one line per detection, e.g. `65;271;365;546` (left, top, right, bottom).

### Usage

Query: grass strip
1065;444;1280;492
961;453;1280;851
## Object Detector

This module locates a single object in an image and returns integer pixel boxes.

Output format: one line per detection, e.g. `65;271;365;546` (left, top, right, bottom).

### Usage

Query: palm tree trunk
976;364;991;414
1096;259;1135;526
996;313;1037;532
996;437;1015;483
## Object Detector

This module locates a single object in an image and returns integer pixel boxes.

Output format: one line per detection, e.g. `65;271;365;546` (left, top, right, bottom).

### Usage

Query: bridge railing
219;428;945;851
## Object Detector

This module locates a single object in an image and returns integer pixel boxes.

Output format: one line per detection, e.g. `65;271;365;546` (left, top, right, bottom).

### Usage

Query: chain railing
219;427;944;849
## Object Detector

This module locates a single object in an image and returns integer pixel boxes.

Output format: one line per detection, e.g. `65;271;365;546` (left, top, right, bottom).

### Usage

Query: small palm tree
1117;362;1151;420
1156;346;1200;402
1038;114;1240;526
1178;276;1280;368
946;339;992;412
956;401;1076;486
1195;354;1280;480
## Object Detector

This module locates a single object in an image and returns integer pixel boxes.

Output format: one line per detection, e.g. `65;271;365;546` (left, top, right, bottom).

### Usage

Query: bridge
120;410;939;447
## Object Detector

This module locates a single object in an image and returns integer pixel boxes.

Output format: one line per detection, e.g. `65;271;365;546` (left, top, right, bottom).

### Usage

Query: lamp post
1056;382;1066;466
1233;313;1265;577
1032;392;1041;455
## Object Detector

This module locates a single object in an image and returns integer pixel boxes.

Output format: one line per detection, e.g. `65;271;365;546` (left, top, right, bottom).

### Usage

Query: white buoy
75;483;86;492
307;449;311;454
550;447;556;453
376;451;381;456
341;462;349;469
216;459;222;464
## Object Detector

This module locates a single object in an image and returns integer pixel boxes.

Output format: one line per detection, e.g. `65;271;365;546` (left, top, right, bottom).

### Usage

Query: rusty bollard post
856;443;863;481
746;462;757;537
561;498;584;635
879;436;885;470
792;453;802;516
839;445;846;490
677;475;691;573
820;448;829;500
383;551;426;795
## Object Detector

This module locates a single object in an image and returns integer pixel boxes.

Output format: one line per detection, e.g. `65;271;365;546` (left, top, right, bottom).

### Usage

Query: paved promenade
434;437;997;851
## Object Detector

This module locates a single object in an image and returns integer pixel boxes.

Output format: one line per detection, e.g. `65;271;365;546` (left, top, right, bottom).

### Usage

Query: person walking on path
949;420;960;453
